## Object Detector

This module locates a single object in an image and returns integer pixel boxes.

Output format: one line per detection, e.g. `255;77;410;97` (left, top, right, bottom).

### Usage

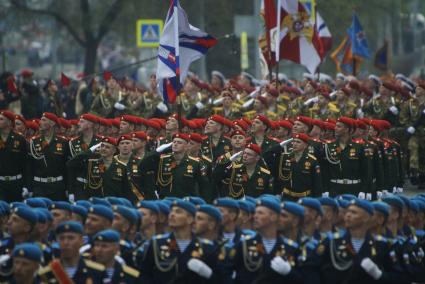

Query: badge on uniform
224;145;230;152
117;168;122;177
132;164;138;174
257;178;264;187
56;143;63;152
349;148;356;157
13;140;20;148
187;164;193;174
304;161;311;170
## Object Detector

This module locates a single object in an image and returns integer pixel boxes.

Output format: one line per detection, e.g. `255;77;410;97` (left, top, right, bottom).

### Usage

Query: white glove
90;142;102;152
213;97;224;105
396;187;403;193
195;101;205;110
280;138;293;148
357;108;364;118
22;187;32;198
329;91;337;99
392;187;398;194
376;191;382;199
248;87;260;98
304;96;319;106
271;256;291;276
230;151;243;162
114;102;126;110
68;194;75;203
242;98;254;108
361;258;382;280
358;192;366;199
0;255;10;265
423;109;425;115
156;142;173;153
389;106;399;115
407;126;415;134
322;192;329;197
187;258;212;279
366;193;372;201
156;101;168;113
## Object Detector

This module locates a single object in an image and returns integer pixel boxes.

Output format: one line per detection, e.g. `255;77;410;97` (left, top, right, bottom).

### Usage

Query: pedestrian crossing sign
137;19;163;48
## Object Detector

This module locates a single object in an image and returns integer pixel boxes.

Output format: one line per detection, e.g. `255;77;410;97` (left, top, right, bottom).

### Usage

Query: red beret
229;129;247;137
118;134;132;143
102;136;117;146
307;80;318;90
337;116;355;128
221;117;234;129
267;87;279;97
369;120;385;132
150;118;166;129
98;118;112;127
293;133;310;143
382;81;400;93
121;115;139;125
80;113;99;124
208;114;227;125
14;114;26;124
348;80;360;91
295;116;312;127
26;121;39;131
221;90;234;99
254;114;271;128
132;131;147;140
145;119;162;131
359;86;373;97
233;119;249;131
379;120;392;130
58;118;71;129
42;112;59;124
21;68;33;77
276;120;293;130
317;85;331;98
189;133;205;144
323;122;335;131
340;87;351;96
173;133;190;142
0;110;15;122
111;118;121;128
245;143;261;155
355;119;367;130
69;119;79;125
311;119;324;130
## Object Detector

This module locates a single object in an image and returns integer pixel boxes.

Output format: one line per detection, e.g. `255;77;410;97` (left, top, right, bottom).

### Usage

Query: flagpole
173;1;182;132
275;0;281;85
352;57;357;76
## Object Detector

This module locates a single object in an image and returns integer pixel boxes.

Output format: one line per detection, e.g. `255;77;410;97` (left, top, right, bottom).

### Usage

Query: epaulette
233;163;243;169
260;167;270;175
374;235;387;243
233;102;243;108
307;154;317;160
243;110;256;115
122;264;140;277
241;229;256;237
113;156;127;167
332;230;345;239
188;155;200;162
213;107;223;114
160;154;172;159
281;95;290;101
306;239;319;250
201;155;212;163
241;233;256;241
277;104;287;111
57;135;69;141
199;238;214;245
120;239;132;248
153;233;171;240
38;265;52;275
282;237;299;249
30;134;41;140
84;259;105;271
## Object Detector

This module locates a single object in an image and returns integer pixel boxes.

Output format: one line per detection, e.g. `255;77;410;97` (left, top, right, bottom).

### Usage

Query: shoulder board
12;131;26;139
120;239;131;248
199;238;214;245
282;237;299;248
57;135;69;141
122;265;140;277
233;102;243;108
84;259;105;271
260;167;270;175
202;155;212;163
160;154;172;159
244;110;256;115
280;95;290;101
38;265;52;275
241;233;256;241
277;104;287;111
188;155;200;162
213;107;223;113
113;156;127;167
307;154;317;160
30;134;41;140
233;163;243;169
374;235;387;242
241;229;256;237
153;233;171;240
332;231;344;239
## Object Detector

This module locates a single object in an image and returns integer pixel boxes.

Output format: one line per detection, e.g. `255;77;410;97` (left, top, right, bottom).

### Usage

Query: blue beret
382;196;404;212
318;197;338;209
56;221;84;235
93;229;120;243
133;209;142;223
50;201;72;212
137;201;160;214
105;197;125;206
214;198;240;210
34;209;47;224
260;194;281;204
13;206;38;225
88;205;114;222
0;201;10;216
183;196;206;206
198;204;222;222
238;200;255;214
89;197;111;208
336;197;350;209
12;243;42;262
71;205;88;220
10;202;28;210
172;200;197;216
298;198;323;215
256;197;280;214
118;198;133;208
409;200;419;214
281;201;304;218
164;197;179;203
242;196;257;206
397;195;410;208
339;194;357;201
113;205;137;224
155;201;171;215
38;198;53;208
412;198;425;212
25;198;47;208
350;198;374;215
37;208;53;222
372;201;390;217
75;200;92;209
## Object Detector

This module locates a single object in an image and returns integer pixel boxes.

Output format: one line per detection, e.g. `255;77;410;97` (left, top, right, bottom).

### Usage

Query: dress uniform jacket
107;260;140;284
201;135;232;162
27;134;70;200
250;136;278;153
0;131;27;202
139;232;225;284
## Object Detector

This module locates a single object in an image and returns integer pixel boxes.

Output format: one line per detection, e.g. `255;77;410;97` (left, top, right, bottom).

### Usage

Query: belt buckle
343;179;348;184
47;177;52;183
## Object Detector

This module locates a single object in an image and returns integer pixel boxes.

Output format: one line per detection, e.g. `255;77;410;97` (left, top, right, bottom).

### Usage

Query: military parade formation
0;69;425;283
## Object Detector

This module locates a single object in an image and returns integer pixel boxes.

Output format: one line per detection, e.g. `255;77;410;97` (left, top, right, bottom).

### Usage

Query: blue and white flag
349;14;370;59
157;0;217;104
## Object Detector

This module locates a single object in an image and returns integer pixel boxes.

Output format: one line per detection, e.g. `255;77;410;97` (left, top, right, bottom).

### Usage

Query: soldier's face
12;258;39;280
187;141;201;155
100;143;116;158
204;120;221;134
14;119;26;133
112;213;131;234
231;134;246;150
118;140;133;155
242;148;259;166
292;121;308;134
39;117;54;131
344;205;369;229
58;232;83;258
278;210;299;232
166;118;178;131
138;208;157;229
194;212;213;235
172;138;188;154
217;207;237;226
276;127;290;139
292;139;307;153
223;96;233;108
132;138;146;150
416;86;425;97
236;210;251;227
334;122;349;137
0;115;11;129
7;214;32;236
93;241;119;265
253;206;277;230
85;214;112;236
251;119;266;134
51;209;71;229
78;119;93;132
168;206;193;229
119;121;133;134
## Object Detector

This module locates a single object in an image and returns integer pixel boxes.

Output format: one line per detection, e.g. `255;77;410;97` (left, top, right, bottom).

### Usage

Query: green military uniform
264;147;322;200
115;154;145;202
140;151;211;200
322;139;371;197
90;90;114;117
201;134;232;162
213;155;272;198
68;134;102;200
250;135;278;153
0;131;27;202
212;106;242;120
27;134;70;200
66;150;135;202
